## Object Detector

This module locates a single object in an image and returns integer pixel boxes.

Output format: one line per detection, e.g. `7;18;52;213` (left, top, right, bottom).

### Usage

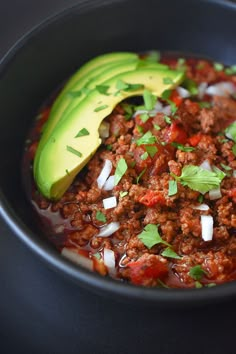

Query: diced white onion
176;86;190;98
206;82;236;97
200;160;212;171
201;215;214;241
103;248;116;269
198;82;208;99
61;248;93;270
98;222;120;237
99;121;110;138
103;196;117;209
161;105;172;116
97;159;113;189
191;203;210;211
103;175;115;191
154;100;163;112
233;170;236;178
209;188;222;200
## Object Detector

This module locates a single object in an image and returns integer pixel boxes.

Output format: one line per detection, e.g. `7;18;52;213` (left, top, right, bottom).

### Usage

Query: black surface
0;1;236;353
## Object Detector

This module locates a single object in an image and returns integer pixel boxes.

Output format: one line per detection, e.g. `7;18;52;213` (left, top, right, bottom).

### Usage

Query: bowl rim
1;0;236;307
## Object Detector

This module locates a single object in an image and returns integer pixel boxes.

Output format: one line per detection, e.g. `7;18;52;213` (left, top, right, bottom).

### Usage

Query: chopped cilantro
121;103;134;121
195;281;203;288
161;89;171;100
120;191;128;198
153;123;161;131
198;101;212;109
136;168;146;184
93;252;101;260
140;113;150;123
183;78;198;95
66;145;82;157
172;165;225;194
114;158;128;185
145;145;158;158
75;128;90;138
96;85;110;95
94;104;109;112
171;142;195;152
161;247;181;259
213;62;224;71
141;152;149;160
206;283;216;288
164;115;172;124
189;265;207;280
96;211;107;223
177;58;186;70
198;195;204;203
136;131;157;146
143;89;156;110
145;51;160;63
225;65;236;75
163;77;174;85
138;224;170;249
115;80;144;94
232;144;236;156
225;122;236;142
220;163;232;171
167;99;178;115
136;125;144;134
168;180;178;196
106;144;112;151
65;169;70;176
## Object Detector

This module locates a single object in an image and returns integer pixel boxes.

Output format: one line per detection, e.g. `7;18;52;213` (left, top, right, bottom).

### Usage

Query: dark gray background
0;1;236;354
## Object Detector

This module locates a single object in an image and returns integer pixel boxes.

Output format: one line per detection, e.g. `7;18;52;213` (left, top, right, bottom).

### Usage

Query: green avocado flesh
34;60;184;200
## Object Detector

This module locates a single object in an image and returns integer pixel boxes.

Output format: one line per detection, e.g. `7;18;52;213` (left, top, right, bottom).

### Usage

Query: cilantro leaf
168;180;178;196
141;152;149;160
225;121;236;142
163;77;174;85
94;104;109;112
232;144;236;156
96;85;110;95
213;62;224;72
75;128;90;138
161;247;181;259
182;78;198;95
164;115;172;124
114;158;128;185
96;211;106;223
136;131;157;146
66;145;82;157
136;168;146;184
189;265;207;280
171;142;195;152
143;89;156;110
140;113;150;123
145;145;158;158
119;191;128;198
174;165;225;194
161;89;172;100
145;51;160;63
138;224;170;249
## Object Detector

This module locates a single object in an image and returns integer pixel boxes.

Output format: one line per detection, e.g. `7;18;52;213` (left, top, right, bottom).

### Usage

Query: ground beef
26;53;236;289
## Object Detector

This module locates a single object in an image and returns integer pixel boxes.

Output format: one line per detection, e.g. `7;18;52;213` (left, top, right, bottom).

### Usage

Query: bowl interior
0;0;236;305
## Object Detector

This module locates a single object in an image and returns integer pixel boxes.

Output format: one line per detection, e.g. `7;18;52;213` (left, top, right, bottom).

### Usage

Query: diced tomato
170;90;183;107
163;121;188;144
128;257;168;285
188;133;203;146
138;190;166;207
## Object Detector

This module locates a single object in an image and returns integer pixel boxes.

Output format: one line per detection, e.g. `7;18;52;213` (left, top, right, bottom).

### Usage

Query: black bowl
0;0;236;307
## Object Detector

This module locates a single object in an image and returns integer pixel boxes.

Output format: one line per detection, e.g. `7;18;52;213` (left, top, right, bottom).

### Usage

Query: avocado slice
39;53;139;151
34;67;184;199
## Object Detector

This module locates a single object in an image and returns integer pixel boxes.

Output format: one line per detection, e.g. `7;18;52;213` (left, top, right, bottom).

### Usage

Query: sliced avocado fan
34;64;184;200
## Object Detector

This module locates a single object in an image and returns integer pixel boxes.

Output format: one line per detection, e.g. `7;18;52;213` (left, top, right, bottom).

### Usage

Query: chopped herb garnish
225;65;236;75
232;144;236;156
164;115;172;124
140;112;150;123
161;247;181;259
66;145;82;157
121;103;134;121
153;123;161;131
120;191;128;198
130;161;136;168
167;99;178;115
93;252;101;260
114;158;128;185
106;144;112;151
136;168;146;184
96;84;110;95
168;180;178;196
115;80;144;94
198;194;204;203
161;89;171;100
163;77;174;85
213;62;224;72
67;90;82;98
65;169;70;176
220;163;232;171
136;125;144;134
141;151;149;160
145;51;160;63
138;224;170;249
172;164;225;194
157;279;170;288
189;265;207;281
171;142;195;152
225;121;236;142
198;101;212;109
182;78;198;95
96;211;107;223
206;283;216;288
136;131;157;146
94;104;109;112
195;281;203;288
143;89;156;110
177;58;186;70
145;145;158;158
75;128;90;138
